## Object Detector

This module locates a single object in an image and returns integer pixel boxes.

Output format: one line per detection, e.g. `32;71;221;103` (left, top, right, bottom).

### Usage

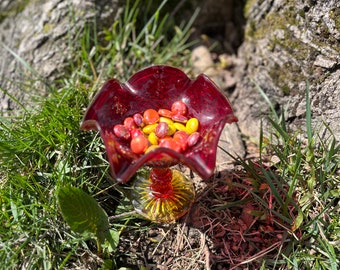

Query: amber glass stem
149;168;174;198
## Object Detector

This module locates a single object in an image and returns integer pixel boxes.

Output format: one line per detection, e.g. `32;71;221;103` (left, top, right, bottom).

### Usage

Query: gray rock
233;0;340;141
217;122;245;164
0;0;121;114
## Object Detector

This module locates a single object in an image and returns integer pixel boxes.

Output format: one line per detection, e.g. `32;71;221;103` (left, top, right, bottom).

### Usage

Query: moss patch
243;0;339;92
329;7;340;31
0;0;31;23
244;0;259;19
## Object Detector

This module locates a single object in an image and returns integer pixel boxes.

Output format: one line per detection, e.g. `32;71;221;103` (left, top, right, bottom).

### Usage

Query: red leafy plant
81;65;237;222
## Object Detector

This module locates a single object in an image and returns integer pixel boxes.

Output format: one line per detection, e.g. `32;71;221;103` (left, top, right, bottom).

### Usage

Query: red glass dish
81;65;237;184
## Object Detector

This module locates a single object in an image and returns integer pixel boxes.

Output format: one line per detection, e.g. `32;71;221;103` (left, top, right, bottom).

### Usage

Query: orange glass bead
143;109;159;124
159;137;182;152
130;135;149;154
158;109;173;118
173;131;189;151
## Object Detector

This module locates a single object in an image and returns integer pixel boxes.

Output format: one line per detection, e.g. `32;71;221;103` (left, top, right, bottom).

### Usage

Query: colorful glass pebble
124;117;137;130
145;144;159;153
158;109;173;118
173;122;186;132
186;117;199;134
155;122;169;138
130;128;144;138
171;100;187;115
159;137;182;152
148;132;159;145
172;114;188;123
166;123;176;136
143;109;159;124
113;124;130;140
159;116;174;126
187;132;200;147
130;135;149;154
133;113;144;127
142;123;158;134
173;131;189;151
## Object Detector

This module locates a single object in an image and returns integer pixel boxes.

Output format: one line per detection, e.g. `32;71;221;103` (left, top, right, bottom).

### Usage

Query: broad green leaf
102;229;120;253
57;186;109;241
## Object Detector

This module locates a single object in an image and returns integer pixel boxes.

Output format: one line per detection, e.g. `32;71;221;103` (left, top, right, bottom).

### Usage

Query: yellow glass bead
173;122;186;132
186;118;199;134
148;132;159;145
167;123;177;136
145;145;159;154
159;116;174;126
142;123;158;134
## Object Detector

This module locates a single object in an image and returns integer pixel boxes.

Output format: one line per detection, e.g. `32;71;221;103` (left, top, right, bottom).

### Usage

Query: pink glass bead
113;124;130;140
133;113;144;127
187;132;200;147
155;122;169;138
171;100;187;115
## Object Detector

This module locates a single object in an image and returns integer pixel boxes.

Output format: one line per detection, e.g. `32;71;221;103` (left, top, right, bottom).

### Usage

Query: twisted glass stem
128;167;195;223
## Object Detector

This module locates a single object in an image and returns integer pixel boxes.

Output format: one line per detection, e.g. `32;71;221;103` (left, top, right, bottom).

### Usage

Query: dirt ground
95;141;293;270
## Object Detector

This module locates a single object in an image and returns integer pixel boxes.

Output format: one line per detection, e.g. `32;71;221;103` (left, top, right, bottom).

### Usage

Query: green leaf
57;186;109;242
292;209;304;231
102;229;120;253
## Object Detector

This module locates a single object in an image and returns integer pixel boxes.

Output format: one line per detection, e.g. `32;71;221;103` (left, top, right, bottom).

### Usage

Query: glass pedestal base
129;168;195;223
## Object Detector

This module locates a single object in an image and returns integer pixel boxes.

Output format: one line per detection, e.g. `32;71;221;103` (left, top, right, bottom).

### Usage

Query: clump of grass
0;84;105;268
0;0;197;268
75;0;197;84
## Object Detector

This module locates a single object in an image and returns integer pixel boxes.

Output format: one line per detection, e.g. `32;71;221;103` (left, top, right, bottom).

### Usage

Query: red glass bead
124;117;138;130
130;128;144;139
